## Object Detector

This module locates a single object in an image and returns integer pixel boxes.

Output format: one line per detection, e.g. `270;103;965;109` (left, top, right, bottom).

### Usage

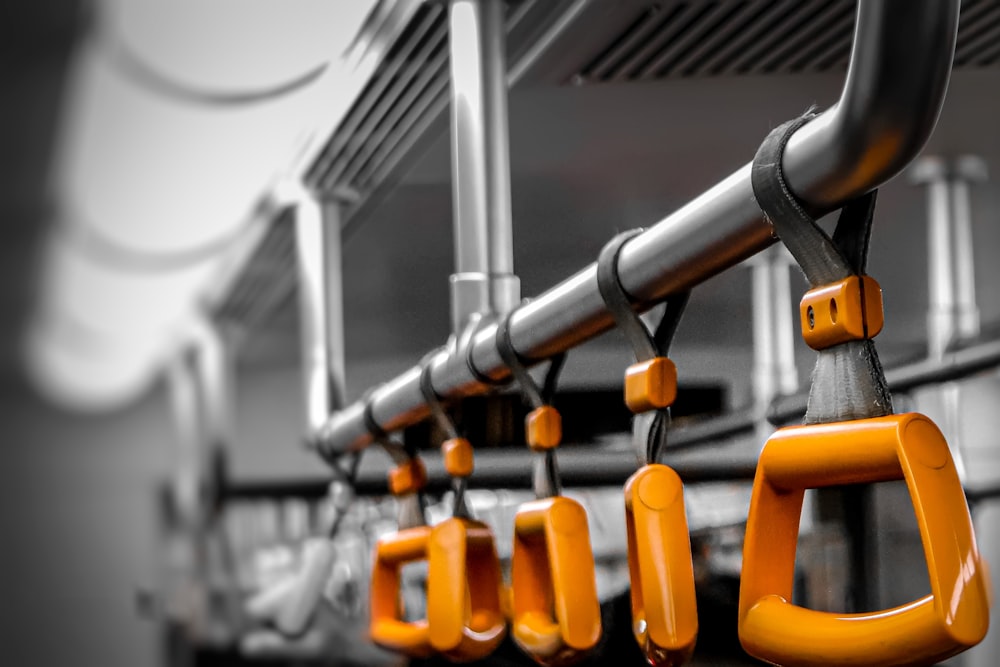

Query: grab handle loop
597;229;689;460
740;415;989;666
495;309;566;494
740;114;990;666
243;453;361;638
496;309;602;665
418;351;507;662
419;349;472;518
751;111;891;424
598;231;698;665
366;391;435;657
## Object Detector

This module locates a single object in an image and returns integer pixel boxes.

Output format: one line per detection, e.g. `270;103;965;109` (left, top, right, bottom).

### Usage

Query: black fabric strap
363;389;404;463
597;230;690;463
597;230;690;362
419;349;459;441
751;113;892;424
326;451;362;539
465;323;508;387
495;308;565;499
418;350;472;519
363;388;426;528
495;308;566;411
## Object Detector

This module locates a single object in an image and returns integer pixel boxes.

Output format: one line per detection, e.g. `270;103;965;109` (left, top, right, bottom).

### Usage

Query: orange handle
369;526;433;657
427;517;507;662
625;464;698;665
739;413;990;666
510;497;602;665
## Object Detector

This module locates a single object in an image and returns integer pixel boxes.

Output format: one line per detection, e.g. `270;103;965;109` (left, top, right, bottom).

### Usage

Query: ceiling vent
575;0;1000;83
303;0;563;227
213;209;296;330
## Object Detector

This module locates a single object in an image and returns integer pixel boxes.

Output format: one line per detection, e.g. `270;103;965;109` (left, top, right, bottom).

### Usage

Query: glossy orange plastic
624;464;698;665
370;526;434;657
387;458;427;496
625;357;678;414
510;496;601;665
739;413;990;666
442;437;475;478
526;406;562;451
427;517;507;661
799;275;884;350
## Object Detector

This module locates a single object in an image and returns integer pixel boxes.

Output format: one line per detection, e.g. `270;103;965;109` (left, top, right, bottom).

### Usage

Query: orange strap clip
800;274;884;350
739;413;990;666
625;357;678;414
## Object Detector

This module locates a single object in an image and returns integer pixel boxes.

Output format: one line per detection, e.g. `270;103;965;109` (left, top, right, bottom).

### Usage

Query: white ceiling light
30;1;382;412
25;315;169;412
100;0;358;93
38;227;221;337
57;42;323;256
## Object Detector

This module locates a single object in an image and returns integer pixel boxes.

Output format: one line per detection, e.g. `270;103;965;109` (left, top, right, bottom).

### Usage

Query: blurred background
2;1;999;665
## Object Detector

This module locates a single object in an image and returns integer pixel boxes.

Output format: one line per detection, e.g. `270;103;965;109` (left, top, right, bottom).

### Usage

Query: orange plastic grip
526;406;562;451
370;526;434;657
799;275;884;350
625;357;678;414
739;414;990;666
427;517;506;661
510;497;602;665
624;465;698;665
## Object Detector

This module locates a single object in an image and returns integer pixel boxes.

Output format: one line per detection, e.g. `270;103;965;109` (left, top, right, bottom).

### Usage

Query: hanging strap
495;308;566;499
326;451;362;538
597;229;690;463
419;349;472;519
363;389;427;530
751;112;892;424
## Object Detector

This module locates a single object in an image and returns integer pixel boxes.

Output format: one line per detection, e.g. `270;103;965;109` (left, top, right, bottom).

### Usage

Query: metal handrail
314;0;960;458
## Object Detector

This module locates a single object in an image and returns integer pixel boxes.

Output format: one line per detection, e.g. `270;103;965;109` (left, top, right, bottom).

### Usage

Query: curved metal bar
316;0;960;456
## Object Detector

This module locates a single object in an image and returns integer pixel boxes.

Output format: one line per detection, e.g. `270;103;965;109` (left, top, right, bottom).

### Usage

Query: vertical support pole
912;156;986;359
448;0;520;334
949;156;985;341
750;246;798;419
911;156;987;484
165;317;235;640
168;347;204;530
168;318;230;526
295;192;347;438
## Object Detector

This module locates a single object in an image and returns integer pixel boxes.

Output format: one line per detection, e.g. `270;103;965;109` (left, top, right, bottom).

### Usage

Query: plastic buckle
510;496;601;665
427;517;507;661
526;405;562;451
441;437;475;478
370;526;434;657
625;357;678;414
387;459;427;496
799;275;884;350
739;413;990;666
624;464;698;665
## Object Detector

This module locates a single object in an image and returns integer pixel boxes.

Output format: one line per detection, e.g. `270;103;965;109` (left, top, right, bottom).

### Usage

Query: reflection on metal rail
314;0;960;459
